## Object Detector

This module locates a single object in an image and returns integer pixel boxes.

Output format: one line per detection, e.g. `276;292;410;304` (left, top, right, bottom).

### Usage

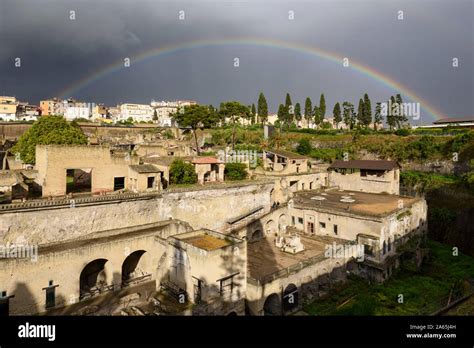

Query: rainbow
58;38;444;121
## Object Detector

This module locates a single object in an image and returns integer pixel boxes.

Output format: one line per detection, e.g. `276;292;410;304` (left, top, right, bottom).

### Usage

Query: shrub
169;159;197;185
224;163;248;181
395;128;411;136
296;138;313;155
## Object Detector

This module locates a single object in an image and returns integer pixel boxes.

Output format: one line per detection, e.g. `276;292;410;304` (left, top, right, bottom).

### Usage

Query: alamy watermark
324;242;365;262
217;148;258;167
380;100;420;120
0;242;38;262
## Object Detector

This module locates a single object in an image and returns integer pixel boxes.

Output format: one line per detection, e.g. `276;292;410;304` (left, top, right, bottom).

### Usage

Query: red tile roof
192;157;222;164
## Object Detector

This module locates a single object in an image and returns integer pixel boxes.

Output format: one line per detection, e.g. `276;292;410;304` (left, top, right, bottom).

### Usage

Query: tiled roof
192;157;222;164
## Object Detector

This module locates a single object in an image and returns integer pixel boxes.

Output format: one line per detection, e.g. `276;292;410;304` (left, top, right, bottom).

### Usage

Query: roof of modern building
433;117;474;124
192;156;222;164
128;164;161;173
292;189;419;218
329;160;399;171
265;149;309;160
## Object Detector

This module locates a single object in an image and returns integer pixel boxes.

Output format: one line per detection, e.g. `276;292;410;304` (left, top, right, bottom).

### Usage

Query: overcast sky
0;0;472;123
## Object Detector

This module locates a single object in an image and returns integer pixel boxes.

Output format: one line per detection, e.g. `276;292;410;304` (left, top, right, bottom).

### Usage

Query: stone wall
0;220;191;315
0;182;274;245
329;169;400;195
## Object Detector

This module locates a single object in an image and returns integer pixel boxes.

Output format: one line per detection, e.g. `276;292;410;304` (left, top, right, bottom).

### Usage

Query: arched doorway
282;283;298;312
263;293;281;316
265;220;276;236
227;311;238;316
79;259;109;300
121;250;150;287
278;214;288;232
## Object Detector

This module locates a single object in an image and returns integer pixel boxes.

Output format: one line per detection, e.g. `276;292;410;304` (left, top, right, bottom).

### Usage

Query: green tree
342;102;355;129
333;102;342;127
224;162;248;181
285;93;294;126
304;97;313;126
169;159;197;185
153;109;158;122
171;104;217;155
319;94;326;121
257;92;268;124
363;93;372;127
251;103;256;125
294;102;302;122
296;138;312;155
285;93;292;109
387;96;397;131
219;101;250;150
374;102;383;131
12;115;88;164
277;104;286;126
313;105;322;128
357;98;365;127
395;94;408;128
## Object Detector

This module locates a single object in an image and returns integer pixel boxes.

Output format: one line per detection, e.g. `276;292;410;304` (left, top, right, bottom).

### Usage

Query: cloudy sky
0;0;472;123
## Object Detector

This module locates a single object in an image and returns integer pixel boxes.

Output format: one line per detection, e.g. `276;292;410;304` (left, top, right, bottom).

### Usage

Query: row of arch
261;261;350;315
248;213;288;242
79;250;150;299
263;283;299;315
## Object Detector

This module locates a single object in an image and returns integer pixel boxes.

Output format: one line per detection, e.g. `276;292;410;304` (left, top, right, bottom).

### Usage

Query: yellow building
0;96;19;121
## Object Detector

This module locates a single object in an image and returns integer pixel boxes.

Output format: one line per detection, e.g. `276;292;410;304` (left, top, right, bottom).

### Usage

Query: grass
304;240;474;316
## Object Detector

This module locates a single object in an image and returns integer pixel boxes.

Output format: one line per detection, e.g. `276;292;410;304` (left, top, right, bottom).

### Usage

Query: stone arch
278;214;288;232
121;250;151;287
227;311;238;316
79;258;109;300
263;293;281;316
282;283;299;312
265;220;276;236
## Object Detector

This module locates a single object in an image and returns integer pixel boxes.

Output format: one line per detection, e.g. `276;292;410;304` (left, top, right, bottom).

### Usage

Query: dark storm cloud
0;0;472;121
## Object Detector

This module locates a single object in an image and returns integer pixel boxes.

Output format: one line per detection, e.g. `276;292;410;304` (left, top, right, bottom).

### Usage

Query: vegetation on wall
12;115;88;164
304;240;474;316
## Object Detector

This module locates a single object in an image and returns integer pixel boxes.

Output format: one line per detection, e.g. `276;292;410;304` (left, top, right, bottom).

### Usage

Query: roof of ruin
265;149;309;160
128;164;161;173
0;170;23;186
292;189;419;218
192;157;222;164
142;156;192;166
328;160;399;171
